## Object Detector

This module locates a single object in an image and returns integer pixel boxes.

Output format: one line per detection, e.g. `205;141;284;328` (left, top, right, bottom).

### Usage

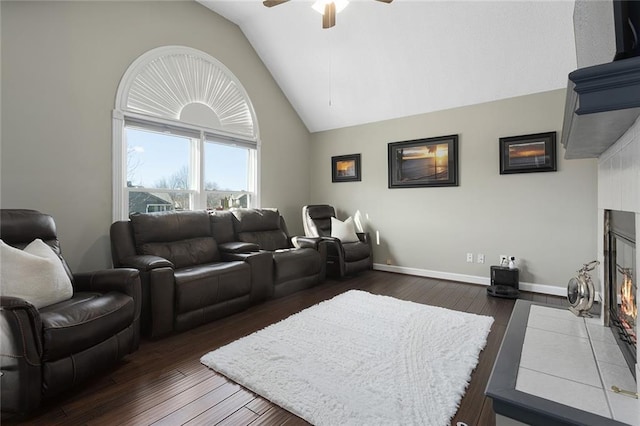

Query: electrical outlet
386;259;392;265
466;253;473;263
500;255;508;265
477;253;485;264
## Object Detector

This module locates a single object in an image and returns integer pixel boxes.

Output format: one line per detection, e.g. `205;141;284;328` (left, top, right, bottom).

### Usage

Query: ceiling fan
263;0;393;29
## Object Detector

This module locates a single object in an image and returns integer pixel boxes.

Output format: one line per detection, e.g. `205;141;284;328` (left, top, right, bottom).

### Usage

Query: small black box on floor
487;266;519;299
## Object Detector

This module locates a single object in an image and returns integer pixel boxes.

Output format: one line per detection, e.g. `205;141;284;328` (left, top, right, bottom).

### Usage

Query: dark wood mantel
561;56;640;159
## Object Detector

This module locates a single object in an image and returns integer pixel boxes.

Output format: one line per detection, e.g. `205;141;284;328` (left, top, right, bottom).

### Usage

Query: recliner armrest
218;241;260;254
322;236;345;257
357;232;371;245
222;251;273;301
0;297;42;347
111;257;173;338
73;268;141;301
321;236;341;244
291;236;323;250
73;269;142;350
0;296;43;413
1;295;39;312
118;255;174;271
112;256;173;338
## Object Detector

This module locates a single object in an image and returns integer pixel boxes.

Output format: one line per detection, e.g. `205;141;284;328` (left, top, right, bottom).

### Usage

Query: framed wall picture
388;135;459;188
499;132;557;174
331;154;361;182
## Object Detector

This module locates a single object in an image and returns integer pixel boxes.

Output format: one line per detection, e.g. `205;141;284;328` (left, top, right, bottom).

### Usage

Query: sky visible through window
126;128;248;191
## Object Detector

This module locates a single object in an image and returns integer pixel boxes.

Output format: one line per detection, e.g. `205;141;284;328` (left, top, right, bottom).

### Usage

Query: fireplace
604;210;637;379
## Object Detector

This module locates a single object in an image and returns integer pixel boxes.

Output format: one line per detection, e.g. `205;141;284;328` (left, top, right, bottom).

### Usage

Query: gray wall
1;1;311;271
310;89;598;288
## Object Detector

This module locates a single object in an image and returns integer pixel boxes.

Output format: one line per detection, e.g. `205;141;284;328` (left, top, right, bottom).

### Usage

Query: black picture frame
331;154;361;182
499;132;557;174
388;135;459;188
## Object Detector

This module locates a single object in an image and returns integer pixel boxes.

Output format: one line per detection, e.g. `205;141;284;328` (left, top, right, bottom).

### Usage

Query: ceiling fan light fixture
312;0;348;15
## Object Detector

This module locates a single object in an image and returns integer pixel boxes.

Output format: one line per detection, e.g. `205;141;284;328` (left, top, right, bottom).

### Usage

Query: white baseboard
372;263;567;297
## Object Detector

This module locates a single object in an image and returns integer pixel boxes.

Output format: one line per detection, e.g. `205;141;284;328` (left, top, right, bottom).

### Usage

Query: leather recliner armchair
302;204;373;277
0;209;141;416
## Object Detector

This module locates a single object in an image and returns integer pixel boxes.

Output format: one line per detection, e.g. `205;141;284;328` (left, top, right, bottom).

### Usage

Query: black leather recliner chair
302;204;373;277
0;209;141;415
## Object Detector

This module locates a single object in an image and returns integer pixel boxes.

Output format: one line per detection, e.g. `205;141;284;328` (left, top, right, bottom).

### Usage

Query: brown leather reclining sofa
110;209;326;338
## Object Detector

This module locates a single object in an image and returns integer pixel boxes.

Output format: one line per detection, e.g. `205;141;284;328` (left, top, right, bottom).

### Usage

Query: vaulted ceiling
199;0;577;133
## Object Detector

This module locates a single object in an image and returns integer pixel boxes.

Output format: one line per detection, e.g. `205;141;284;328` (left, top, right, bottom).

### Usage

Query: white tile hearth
516;367;611;418
598;360;639;423
586;322;618;345
609;390;640;425
519;327;602;387
591;338;631;368
527;309;590;338
515;305;638;425
529;304;583;321
599;360;638;395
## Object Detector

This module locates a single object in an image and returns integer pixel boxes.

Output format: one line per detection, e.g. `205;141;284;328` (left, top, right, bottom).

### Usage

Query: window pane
207;191;250;210
204;142;249;192
126;127;192;190
128;191;190;215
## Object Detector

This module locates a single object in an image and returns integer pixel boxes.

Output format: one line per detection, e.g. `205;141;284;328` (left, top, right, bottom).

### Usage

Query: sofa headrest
231;208;281;233
130;210;211;247
0;209;74;282
209;210;236;243
302;205;335;238
1;209;58;247
305;205;335;221
129;210;219;268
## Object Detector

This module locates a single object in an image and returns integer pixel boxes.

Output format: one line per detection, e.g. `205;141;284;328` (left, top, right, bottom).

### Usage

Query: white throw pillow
330;217;360;243
0;239;73;309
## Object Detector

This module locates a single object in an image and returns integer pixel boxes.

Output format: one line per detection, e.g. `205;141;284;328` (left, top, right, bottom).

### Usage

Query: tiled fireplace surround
597;116;640;391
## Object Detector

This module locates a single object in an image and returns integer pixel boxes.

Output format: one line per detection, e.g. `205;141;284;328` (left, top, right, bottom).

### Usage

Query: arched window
112;46;260;220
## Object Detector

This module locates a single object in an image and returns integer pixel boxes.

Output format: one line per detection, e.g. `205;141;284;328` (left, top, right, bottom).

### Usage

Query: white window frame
112;46;260;221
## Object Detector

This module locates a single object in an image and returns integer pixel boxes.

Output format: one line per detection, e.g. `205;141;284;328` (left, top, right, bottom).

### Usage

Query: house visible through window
204;140;253;211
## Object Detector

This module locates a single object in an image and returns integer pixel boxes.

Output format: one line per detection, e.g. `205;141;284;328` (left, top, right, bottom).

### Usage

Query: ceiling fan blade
263;0;290;7
322;2;336;28
374;0;394;3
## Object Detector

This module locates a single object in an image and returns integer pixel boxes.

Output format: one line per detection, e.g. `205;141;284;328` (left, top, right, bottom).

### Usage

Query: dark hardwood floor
8;271;566;426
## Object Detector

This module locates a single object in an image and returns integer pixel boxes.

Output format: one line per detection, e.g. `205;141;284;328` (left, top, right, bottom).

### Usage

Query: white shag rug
200;290;494;426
